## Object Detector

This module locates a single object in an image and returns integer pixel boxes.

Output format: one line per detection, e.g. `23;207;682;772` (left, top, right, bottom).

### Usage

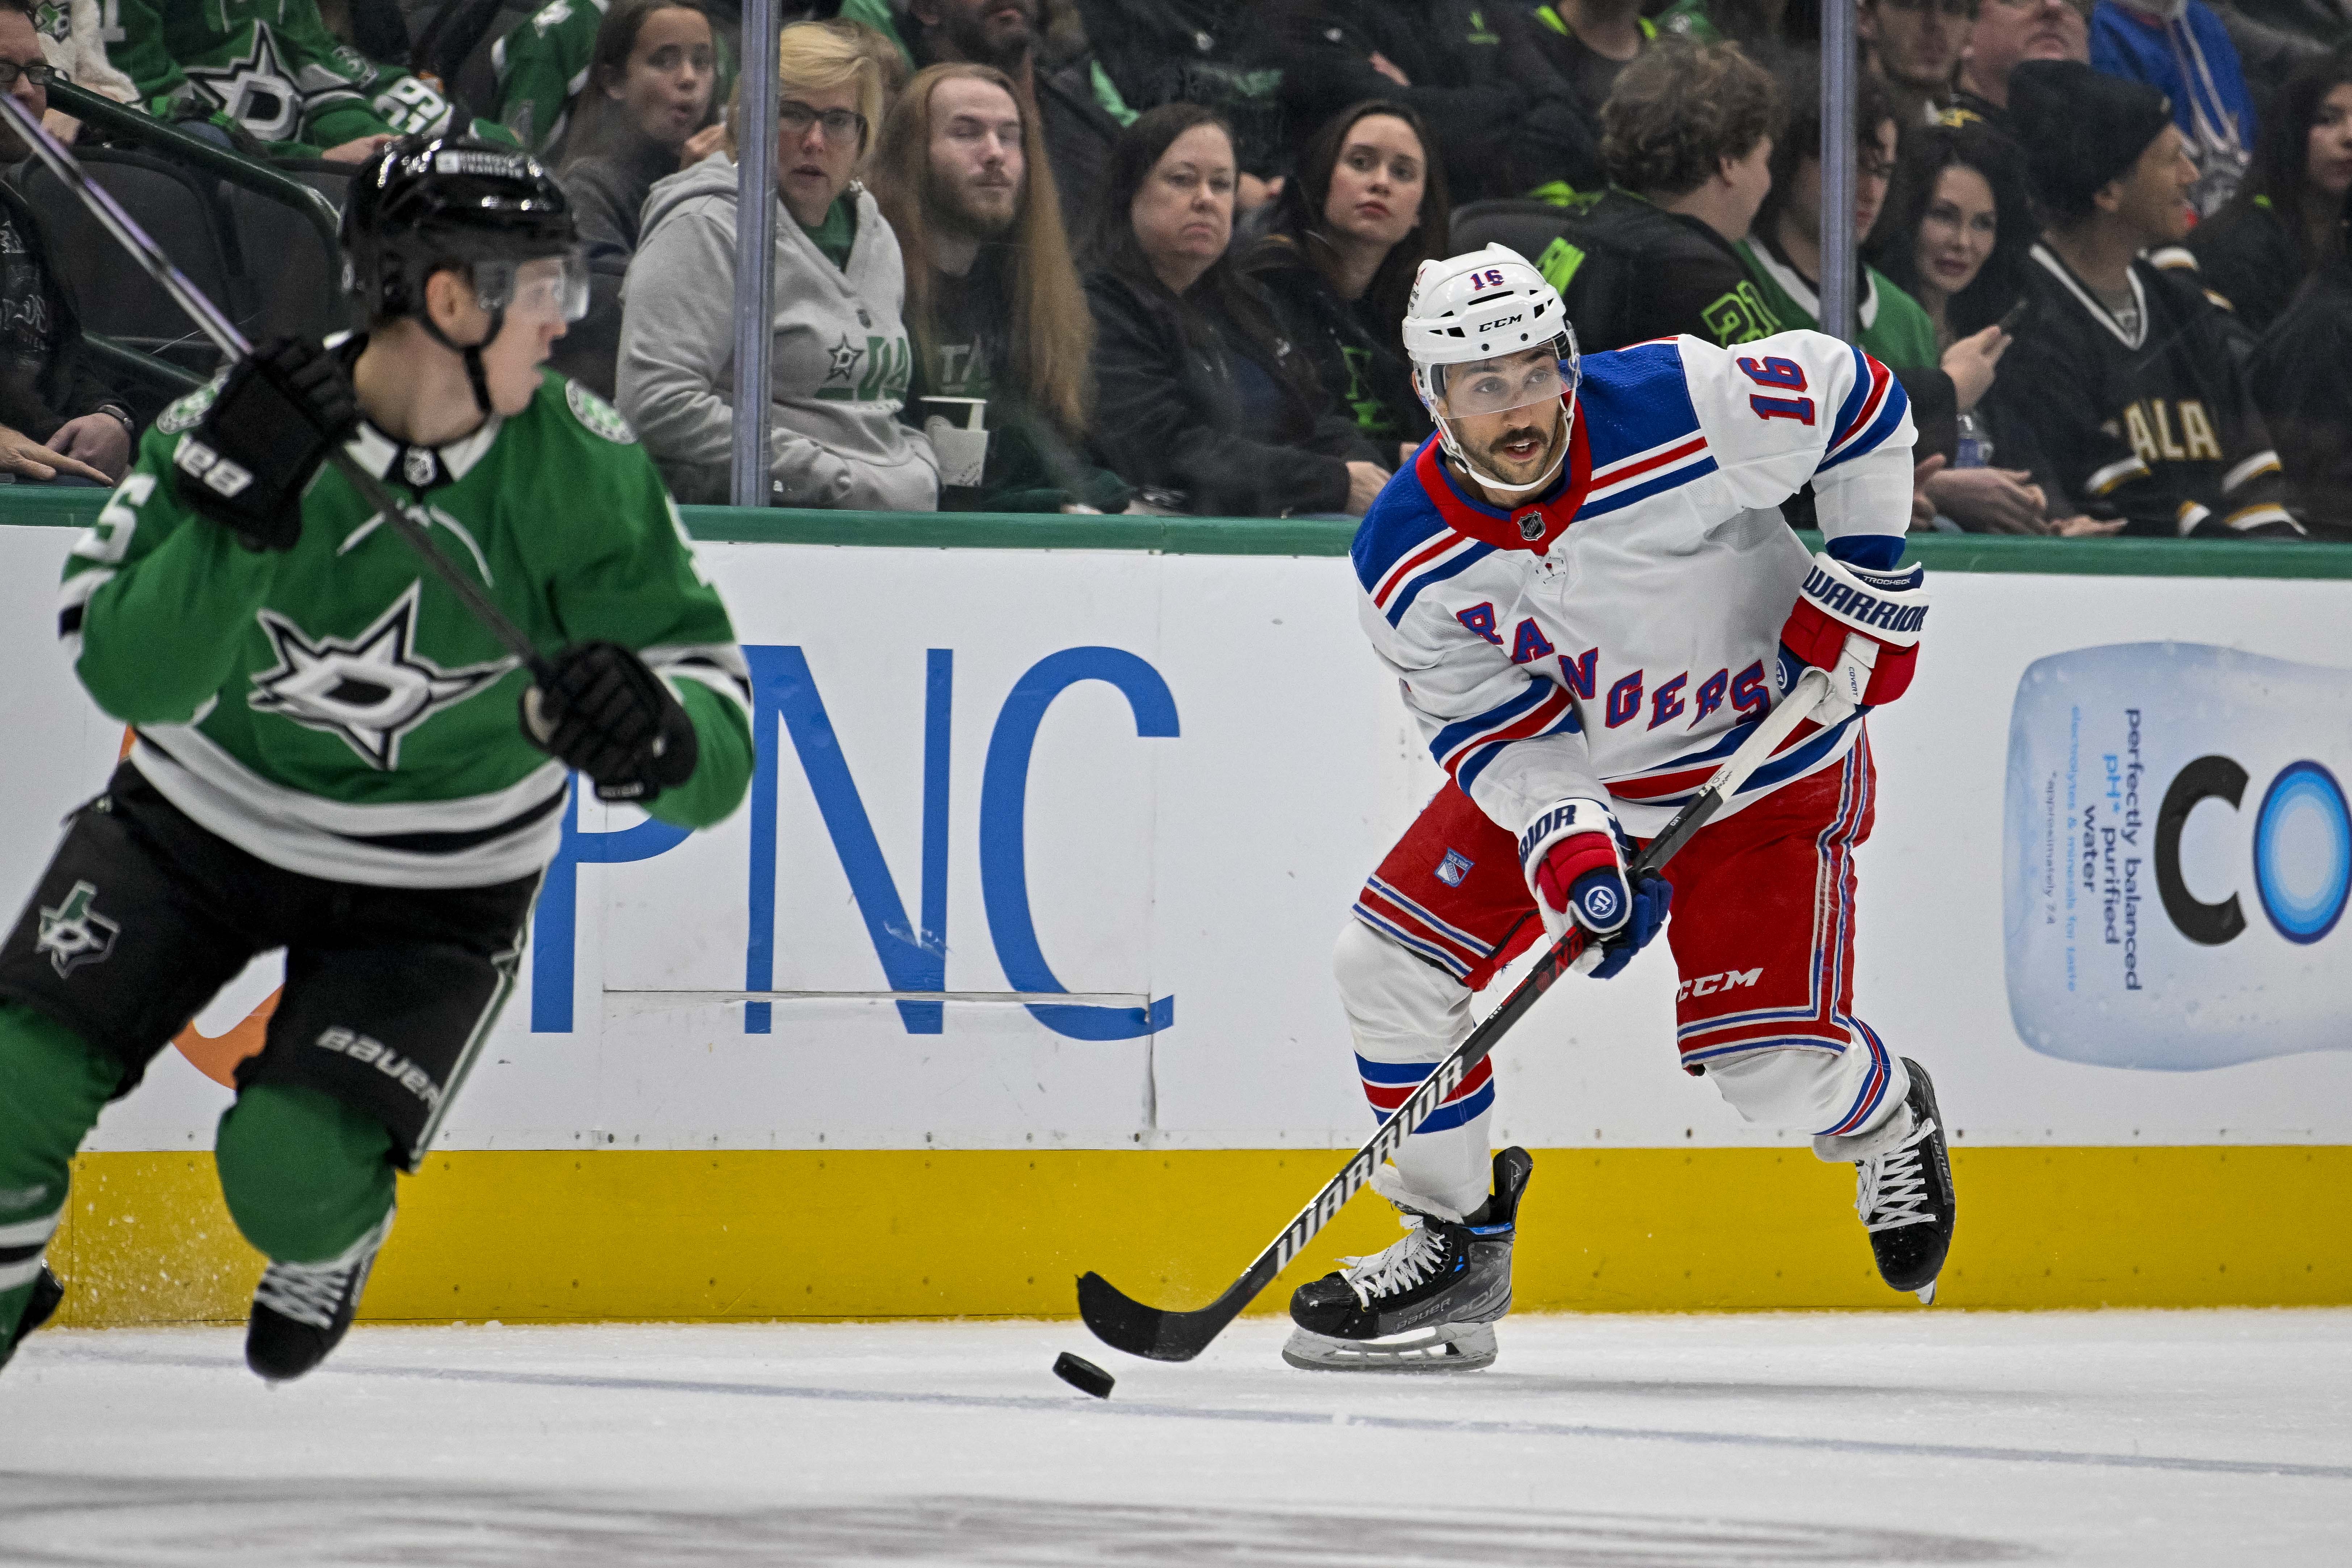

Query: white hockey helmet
1402;244;1581;496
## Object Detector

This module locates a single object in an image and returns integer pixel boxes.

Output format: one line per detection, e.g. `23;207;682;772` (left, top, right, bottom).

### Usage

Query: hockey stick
1077;665;1834;1362
0;92;553;681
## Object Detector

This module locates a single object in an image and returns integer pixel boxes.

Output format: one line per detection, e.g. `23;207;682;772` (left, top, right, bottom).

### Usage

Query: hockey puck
1052;1351;1115;1399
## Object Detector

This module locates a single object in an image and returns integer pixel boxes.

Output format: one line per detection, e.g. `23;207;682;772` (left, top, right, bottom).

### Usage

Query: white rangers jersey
1352;330;1917;841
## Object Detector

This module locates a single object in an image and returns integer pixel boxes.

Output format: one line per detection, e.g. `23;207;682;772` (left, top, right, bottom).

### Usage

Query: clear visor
1432;344;1576;420
470;251;589;324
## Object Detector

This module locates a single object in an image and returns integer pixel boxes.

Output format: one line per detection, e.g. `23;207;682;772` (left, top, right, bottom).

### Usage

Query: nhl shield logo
1436;849;1475;887
35;881;120;978
403;447;439;488
1515;510;1545;542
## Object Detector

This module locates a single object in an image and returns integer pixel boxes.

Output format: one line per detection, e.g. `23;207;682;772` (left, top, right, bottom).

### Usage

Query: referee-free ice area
3;1310;2347;1566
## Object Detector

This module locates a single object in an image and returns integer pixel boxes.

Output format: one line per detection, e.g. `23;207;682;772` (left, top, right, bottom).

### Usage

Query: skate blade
1280;1322;1497;1373
1916;1279;1937;1306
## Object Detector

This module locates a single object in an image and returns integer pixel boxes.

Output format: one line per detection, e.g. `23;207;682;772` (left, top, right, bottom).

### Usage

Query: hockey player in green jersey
0;136;754;1381
112;0;502;161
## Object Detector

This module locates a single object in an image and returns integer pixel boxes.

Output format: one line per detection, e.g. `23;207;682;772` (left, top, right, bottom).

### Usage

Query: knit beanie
2007;60;2175;218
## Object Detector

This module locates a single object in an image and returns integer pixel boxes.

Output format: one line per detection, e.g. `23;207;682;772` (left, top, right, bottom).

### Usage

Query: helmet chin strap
1436;399;1573;497
416;307;506;417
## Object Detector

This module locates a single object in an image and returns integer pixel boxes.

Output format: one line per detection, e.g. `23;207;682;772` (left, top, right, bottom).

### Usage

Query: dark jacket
1071;0;1287;174
554;131;682;400
1084;265;1381;515
1035;53;1128;230
1455;189;1779;352
1255;0;1602;202
0;179;122;446
902;248;1135;513
2186;193;2306;338
1238;234;1430;455
2250;254;2352;540
1984;243;2301;538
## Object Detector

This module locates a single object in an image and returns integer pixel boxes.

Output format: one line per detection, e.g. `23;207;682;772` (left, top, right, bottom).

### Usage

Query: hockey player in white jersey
1285;246;1955;1372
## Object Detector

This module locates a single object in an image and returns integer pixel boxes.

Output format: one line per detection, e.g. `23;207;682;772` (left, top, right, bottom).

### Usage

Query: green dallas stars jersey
109;0;502;160
59;367;753;890
490;0;736;154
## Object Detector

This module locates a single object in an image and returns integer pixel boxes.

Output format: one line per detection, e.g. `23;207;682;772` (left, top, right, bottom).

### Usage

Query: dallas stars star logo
36;881;118;978
247;581;513;770
181;25;304;143
824;334;865;383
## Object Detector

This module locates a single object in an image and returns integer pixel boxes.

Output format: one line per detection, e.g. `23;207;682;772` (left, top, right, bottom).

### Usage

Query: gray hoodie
617;152;941;510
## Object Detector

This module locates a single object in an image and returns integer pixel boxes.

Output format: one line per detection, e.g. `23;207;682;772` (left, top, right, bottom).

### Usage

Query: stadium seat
15;149;249;376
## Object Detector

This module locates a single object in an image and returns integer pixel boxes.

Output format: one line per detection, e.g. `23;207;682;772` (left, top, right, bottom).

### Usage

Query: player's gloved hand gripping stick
0;97;695;803
1077;666;1834;1363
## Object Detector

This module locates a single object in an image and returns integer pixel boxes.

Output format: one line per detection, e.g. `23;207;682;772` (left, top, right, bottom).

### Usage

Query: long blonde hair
724;18;888;164
869;62;1093;438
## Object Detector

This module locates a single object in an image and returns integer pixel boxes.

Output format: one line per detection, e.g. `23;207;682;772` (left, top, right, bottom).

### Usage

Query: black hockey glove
172;336;359;552
521;642;699;803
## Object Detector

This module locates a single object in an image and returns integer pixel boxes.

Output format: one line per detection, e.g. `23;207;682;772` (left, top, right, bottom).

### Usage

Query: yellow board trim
43;1145;2352;1328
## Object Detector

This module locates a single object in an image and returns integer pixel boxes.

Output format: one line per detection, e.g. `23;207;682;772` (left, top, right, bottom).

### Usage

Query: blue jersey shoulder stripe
1577;340;1703;472
1386;539;1494;625
1826;344;1873;445
1351;489;1450;594
1819;364;1909;474
1577;454;1721;518
1428;678;1554;763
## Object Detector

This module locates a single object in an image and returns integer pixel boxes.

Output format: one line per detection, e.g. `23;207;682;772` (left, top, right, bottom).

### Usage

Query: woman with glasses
618;18;942;509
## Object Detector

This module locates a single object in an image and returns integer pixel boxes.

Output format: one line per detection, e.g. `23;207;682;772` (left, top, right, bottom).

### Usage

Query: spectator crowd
4;0;2352;536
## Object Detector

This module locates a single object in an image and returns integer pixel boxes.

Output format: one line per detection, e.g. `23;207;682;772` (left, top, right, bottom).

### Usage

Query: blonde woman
618;19;941;509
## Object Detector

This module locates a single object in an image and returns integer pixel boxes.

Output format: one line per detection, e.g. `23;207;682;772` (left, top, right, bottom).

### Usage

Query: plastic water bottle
2003;642;2350;1070
1954;409;1991;469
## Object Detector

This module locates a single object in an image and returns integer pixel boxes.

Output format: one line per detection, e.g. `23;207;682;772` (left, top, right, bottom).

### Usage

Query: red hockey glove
1519;798;1672;980
1779;551;1930;722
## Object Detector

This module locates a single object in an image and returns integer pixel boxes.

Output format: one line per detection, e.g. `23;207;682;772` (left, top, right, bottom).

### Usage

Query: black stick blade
1076;1271;1239;1362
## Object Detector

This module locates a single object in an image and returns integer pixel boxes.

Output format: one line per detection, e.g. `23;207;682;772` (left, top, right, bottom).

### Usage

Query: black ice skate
245;1207;394;1383
1822;1059;1955;1303
1282;1147;1532;1372
0;1266;66;1375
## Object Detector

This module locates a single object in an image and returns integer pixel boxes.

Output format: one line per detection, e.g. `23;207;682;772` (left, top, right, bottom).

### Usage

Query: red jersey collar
1412;397;1593;553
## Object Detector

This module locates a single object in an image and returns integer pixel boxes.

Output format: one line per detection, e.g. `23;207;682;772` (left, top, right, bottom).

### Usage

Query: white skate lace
1857;1117;1938;1233
252;1257;356;1331
1337;1216;1452;1308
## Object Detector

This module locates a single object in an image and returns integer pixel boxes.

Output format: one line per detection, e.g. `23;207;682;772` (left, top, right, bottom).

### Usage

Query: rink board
1;494;2348;1320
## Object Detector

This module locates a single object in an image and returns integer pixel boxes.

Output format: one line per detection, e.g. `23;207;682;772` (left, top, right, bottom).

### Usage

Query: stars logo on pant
247;581;513;770
35;881;118;978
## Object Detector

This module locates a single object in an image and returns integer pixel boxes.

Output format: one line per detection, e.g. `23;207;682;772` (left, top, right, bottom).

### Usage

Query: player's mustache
1486;424;1548;454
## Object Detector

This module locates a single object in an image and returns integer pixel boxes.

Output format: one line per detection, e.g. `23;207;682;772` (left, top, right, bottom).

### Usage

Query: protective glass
472;251;590;323
1434;347;1578;419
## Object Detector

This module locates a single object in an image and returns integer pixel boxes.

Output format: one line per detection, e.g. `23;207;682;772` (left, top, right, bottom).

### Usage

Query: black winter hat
2007;60;2175;218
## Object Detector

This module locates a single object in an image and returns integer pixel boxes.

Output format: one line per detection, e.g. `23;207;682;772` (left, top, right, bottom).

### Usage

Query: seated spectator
1944;0;2088;134
554;0;722;399
1082;103;1388;516
1872;122;2106;531
1259;0;1604;205
1861;0;1974;126
1985;59;2300;536
112;0;465;162
618;19;941;509
1239;99;1449;466
1650;0;1811;52
0;0;134;485
869;62;1130;511
1492;41;1782;352
2250;182;2352;538
2092;0;2256;213
1877;121;2035;344
1526;0;1655;159
895;0;1125;219
2188;49;2352;336
32;0;135;142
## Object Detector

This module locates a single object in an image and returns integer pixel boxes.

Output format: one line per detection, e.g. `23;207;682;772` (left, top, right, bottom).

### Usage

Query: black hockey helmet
343;136;584;410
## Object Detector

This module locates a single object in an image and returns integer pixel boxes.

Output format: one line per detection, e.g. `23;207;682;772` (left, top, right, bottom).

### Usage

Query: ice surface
3;1310;2348;1565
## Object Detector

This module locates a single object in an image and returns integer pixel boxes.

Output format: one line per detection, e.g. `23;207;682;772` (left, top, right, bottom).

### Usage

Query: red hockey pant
1335;743;1903;1214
